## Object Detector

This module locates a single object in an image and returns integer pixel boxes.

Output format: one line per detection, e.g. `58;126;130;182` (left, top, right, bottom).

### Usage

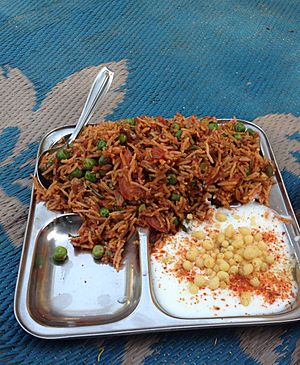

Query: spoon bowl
37;66;114;189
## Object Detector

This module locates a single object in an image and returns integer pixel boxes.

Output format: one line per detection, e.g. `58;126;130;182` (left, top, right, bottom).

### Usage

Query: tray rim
14;119;300;339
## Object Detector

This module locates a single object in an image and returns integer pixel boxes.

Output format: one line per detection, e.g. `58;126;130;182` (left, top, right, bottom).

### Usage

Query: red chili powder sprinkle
229;272;295;304
262;230;277;243
152;225;295;307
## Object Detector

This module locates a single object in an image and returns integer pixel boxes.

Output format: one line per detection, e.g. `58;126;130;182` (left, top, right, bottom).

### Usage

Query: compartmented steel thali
14;120;300;339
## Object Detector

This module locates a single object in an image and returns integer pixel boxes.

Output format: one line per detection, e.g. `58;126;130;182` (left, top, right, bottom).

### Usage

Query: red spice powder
262;230;277;243
152;224;295;307
229;272;295;304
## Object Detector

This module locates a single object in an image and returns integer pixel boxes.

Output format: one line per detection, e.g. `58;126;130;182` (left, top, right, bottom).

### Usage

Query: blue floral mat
0;1;299;364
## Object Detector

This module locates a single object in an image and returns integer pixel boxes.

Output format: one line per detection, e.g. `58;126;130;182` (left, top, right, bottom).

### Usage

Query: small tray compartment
148;203;299;320
28;214;141;327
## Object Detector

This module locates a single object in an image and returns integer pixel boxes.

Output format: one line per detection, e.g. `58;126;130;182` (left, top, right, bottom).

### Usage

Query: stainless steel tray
14;120;300;339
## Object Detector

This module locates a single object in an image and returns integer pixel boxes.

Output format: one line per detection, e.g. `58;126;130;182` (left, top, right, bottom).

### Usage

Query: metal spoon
37;66;114;189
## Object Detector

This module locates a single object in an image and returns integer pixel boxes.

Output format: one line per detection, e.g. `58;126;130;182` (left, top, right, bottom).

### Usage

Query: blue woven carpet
0;1;299;364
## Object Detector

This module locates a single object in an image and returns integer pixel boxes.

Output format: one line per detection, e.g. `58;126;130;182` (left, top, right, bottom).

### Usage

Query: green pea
70;168;83;178
172;123;180;130
85;171;97;182
171;193;181;201
83;158;97;170
119;134;127;144
265;165;274;177
138;203;146;212
167;174;177;185
97;139;107;150
234;132;242;140
173;217;180;226
56;148;70;160
247;128;255;136
175;130;182;139
98;155;107;165
234;122;246;132
123;118;135;126
53;246;68;262
100;207;110;218
208;122;218;130
92;245;105;260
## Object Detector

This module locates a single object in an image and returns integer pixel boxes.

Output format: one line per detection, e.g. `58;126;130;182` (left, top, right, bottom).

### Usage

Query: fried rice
34;114;274;270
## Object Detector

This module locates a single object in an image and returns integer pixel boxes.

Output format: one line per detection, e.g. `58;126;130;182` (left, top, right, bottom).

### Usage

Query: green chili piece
89;187;104;198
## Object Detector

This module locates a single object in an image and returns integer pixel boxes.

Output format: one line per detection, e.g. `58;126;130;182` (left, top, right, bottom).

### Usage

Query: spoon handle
68;66;114;145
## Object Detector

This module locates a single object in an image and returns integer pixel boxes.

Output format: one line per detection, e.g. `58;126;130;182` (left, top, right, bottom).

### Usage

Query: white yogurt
150;203;298;318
